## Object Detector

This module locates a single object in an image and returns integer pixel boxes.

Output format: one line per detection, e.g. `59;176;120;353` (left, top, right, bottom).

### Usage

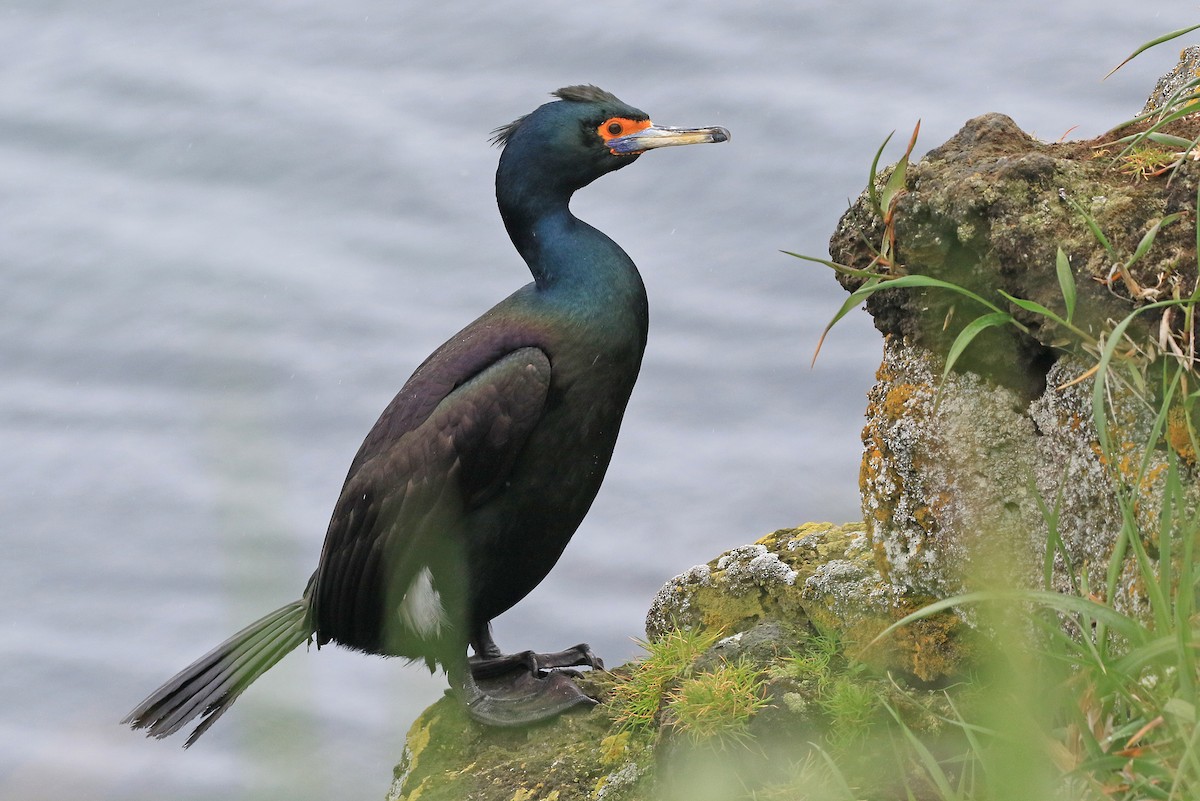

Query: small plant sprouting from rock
662;659;770;746
1110;141;1186;180
773;632;886;747
774;631;839;685
608;627;772;748
607;626;724;733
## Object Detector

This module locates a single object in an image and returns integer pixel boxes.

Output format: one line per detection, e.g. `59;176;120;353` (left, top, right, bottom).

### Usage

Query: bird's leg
449;649;597;728
468;625;604;679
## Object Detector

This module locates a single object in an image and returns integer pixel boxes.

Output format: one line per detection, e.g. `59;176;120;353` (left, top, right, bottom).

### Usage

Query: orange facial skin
597;117;652;154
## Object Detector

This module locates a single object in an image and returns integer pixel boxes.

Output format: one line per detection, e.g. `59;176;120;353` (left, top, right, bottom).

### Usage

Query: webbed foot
451;659;597;727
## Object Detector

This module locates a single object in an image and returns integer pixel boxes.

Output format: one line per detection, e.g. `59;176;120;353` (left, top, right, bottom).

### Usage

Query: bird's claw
469;642;604;679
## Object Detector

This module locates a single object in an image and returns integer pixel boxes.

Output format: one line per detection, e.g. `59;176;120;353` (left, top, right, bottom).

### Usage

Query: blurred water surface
0;2;1176;799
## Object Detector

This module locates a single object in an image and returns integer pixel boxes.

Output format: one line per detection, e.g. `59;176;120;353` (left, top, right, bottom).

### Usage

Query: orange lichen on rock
1168;406;1198;466
881;382;922;420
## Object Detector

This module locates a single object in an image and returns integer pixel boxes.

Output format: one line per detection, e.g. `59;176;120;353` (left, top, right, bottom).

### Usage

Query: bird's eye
597;117;652;152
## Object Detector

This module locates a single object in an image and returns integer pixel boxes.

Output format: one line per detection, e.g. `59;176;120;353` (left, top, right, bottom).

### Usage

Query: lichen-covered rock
647;522;966;682
859;340;1043;598
830;111;1200;399
388;524;970;801
1143;45;1200;115
855;334;1200;619
387;669;641;801
646;523;865;641
1027;355;1200;613
832;93;1200;615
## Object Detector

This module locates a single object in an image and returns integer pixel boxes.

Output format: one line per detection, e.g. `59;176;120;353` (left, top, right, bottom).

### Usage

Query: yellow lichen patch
881;382;925;420
1167;406;1198;465
598;732;629;766
511;785;559;801
885;601;968;682
754;529;788;549
398;714;437;799
693;585;767;631
407;719;433;763
912;503;936;532
1140;461;1169;489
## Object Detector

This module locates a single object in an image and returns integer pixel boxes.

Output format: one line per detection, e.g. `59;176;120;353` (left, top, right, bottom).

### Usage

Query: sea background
1;2;1180;799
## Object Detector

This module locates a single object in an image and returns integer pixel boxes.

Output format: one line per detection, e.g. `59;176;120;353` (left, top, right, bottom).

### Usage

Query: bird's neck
498;187;642;300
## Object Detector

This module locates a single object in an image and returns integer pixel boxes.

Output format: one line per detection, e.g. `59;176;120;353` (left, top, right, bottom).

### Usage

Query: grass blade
1062;192;1116;259
867;589;1152;650
943;311;1013;379
1056;247;1077;324
1126;212;1185;270
812;275;883;366
1106;24;1200;79
1145;132;1199;149
998;292;1068;326
881;121;921;215
1090;298;1180;455
867;130;896;215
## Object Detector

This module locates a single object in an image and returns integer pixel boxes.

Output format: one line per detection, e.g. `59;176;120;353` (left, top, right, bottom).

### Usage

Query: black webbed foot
451;658;597;727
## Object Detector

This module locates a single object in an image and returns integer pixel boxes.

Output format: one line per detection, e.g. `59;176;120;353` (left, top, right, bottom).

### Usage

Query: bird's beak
606;124;731;155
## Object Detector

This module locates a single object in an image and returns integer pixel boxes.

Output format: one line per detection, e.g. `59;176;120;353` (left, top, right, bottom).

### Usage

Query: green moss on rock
646;522;966;683
387;523;972;800
389;670;644;801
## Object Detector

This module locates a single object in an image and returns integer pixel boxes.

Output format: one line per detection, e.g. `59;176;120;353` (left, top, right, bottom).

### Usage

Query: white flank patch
398;567;445;637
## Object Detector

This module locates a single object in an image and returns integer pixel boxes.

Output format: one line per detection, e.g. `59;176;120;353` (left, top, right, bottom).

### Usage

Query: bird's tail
123;599;311;747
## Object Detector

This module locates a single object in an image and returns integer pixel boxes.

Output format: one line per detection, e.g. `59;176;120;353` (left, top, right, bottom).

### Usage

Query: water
0;2;1175;798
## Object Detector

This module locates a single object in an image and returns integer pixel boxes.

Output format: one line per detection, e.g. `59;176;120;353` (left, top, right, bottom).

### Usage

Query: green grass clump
663;659;770;746
775;631;840;683
607;626;724;733
817;676;882;746
773;633;889;747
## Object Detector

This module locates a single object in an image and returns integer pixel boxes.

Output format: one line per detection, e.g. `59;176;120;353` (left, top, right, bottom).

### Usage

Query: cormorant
124;85;729;745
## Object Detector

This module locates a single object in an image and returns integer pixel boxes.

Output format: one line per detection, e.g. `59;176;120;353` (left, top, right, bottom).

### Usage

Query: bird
123;85;729;745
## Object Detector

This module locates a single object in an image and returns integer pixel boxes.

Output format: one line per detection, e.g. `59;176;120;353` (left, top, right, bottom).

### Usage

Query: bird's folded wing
310;347;552;652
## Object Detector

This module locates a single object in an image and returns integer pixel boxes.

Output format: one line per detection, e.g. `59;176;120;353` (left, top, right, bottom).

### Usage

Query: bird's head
493;85;729;194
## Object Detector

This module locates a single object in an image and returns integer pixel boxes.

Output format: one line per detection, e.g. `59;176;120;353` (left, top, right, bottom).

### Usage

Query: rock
387;524;967;801
387;672;630;801
830;105;1200;613
1143;45;1200;116
859;340;1042;598
1028;354;1199;614
649;521;966;683
830;112;1200;399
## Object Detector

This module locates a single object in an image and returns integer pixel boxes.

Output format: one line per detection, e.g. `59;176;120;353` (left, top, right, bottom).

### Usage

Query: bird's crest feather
552;85;622;105
490;85;623;147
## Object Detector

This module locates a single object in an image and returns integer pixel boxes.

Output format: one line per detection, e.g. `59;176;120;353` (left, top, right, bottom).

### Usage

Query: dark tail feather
123;600;311;747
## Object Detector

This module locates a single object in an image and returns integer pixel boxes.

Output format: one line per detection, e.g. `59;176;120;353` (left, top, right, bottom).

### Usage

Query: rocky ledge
389;523;967;801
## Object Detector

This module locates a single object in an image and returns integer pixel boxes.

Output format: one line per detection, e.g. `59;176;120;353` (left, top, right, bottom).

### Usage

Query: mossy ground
389;524;976;801
390;669;630;801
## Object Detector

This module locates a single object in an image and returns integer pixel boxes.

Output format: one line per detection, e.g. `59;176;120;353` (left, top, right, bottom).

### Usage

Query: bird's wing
309;346;552;655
